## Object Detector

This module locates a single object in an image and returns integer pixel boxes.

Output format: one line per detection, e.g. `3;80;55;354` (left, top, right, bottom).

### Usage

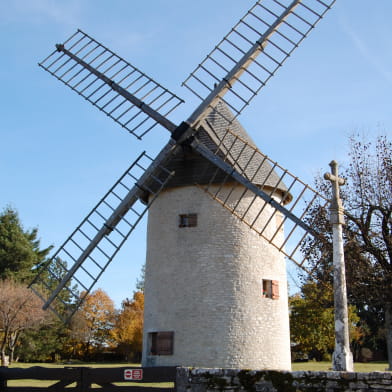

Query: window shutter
271;280;279;300
188;214;197;227
156;331;174;355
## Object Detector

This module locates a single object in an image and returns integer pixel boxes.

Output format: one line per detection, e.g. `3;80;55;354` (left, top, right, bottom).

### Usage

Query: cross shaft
324;160;353;372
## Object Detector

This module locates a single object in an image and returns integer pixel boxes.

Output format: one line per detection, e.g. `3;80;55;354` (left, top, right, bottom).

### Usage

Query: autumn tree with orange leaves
112;291;144;362
67;289;116;359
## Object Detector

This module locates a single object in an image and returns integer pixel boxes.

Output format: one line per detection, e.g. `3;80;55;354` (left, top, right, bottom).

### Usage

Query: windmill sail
189;103;330;270
30;151;173;321
184;0;335;127
39;29;183;138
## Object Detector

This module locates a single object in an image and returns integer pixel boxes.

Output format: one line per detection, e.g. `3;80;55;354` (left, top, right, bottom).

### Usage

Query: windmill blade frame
189;105;330;270
30;150;174;321
184;0;336;127
39;29;183;139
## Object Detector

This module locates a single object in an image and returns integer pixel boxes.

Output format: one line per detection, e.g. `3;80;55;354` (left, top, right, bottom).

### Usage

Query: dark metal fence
0;366;176;392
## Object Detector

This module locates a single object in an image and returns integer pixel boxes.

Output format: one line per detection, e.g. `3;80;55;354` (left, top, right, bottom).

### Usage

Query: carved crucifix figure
324;160;354;371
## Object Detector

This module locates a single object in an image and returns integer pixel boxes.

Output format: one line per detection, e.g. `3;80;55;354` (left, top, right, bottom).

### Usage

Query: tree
135;264;145;293
0;207;60;364
67;289;115;359
16;319;69;363
290;281;361;361
343;135;392;368
31;256;78;322
0;207;52;283
0;280;47;365
112;291;144;362
301;134;392;366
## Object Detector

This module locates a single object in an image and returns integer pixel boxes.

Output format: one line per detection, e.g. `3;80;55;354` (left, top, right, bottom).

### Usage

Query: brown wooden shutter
187;214;197;227
271;280;280;300
156;331;174;355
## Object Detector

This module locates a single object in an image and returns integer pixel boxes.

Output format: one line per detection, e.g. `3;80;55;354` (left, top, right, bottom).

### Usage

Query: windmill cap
142;101;292;205
197;102;292;204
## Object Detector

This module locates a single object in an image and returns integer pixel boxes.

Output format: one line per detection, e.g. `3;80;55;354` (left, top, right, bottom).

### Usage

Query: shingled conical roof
162;101;290;203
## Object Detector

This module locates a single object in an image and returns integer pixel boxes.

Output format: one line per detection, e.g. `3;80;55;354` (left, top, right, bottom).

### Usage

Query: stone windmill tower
143;102;292;369
31;0;335;371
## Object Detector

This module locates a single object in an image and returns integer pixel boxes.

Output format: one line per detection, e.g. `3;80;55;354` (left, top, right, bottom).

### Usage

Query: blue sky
1;1;391;306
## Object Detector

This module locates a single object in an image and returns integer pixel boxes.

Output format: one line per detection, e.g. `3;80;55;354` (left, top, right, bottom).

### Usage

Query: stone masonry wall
142;184;290;369
176;367;392;392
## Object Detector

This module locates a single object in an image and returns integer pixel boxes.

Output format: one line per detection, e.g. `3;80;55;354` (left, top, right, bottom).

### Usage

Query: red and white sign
124;369;143;381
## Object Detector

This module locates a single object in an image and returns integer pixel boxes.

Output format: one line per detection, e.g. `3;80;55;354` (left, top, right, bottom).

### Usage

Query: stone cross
324;160;354;372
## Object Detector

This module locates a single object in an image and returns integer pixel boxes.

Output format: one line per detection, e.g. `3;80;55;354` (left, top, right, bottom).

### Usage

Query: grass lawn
10;361;390;372
292;361;390;372
8;362;140;368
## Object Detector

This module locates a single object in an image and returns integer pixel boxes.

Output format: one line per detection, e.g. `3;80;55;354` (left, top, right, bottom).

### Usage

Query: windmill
31;0;335;370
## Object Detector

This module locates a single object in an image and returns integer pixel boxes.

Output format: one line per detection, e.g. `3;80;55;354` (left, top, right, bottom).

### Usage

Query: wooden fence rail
0;366;177;392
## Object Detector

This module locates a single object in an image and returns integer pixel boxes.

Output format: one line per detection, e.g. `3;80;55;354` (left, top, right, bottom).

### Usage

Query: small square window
149;331;174;355
179;213;197;228
262;279;279;300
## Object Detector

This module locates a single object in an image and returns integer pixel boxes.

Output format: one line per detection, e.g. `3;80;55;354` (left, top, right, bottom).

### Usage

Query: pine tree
0;206;52;282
